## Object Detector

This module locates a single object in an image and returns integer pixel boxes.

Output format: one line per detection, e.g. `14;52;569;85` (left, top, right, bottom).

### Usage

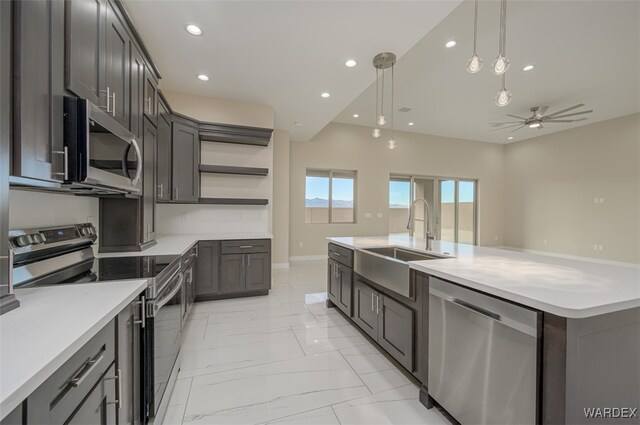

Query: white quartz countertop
328;236;640;319
0;280;147;419
98;232;273;257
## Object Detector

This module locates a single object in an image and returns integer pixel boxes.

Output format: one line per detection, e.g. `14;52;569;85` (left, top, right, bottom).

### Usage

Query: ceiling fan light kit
371;52;398;149
489;104;593;133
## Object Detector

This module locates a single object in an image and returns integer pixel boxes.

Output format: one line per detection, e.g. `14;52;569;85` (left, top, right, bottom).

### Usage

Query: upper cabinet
143;68;158;124
171;116;199;203
156;95;172;202
130;43;146;141
12;0;65;183
66;0;130;128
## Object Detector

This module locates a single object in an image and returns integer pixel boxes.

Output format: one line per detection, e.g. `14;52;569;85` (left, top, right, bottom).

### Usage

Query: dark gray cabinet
142;118;156;243
129;44;145;141
67;363;117;425
116;297;143;425
352;277;414;372
245;253;270;292
171;118;199;203
195;241;220;298
220;254;245;294
12;0;65;183
156;95;172;202
104;6;130;128
143;68;157;123
328;259;352;316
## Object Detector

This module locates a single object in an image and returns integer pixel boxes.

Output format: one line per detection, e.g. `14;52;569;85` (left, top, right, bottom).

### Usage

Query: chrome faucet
407;198;435;251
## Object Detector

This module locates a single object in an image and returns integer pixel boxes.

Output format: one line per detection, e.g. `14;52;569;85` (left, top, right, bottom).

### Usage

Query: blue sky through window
441;180;475;203
389;181;411;208
306;175;354;207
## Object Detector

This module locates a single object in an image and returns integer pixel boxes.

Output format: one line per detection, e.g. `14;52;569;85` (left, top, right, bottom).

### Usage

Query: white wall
272;130;290;264
288;122;506;258
9;190;98;229
503;113;640;263
156;204;269;234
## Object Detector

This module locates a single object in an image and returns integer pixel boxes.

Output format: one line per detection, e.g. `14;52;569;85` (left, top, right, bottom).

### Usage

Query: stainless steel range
10;223;184;424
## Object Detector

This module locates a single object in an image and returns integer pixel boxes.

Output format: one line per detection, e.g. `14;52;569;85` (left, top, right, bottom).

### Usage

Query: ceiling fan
489;104;593;132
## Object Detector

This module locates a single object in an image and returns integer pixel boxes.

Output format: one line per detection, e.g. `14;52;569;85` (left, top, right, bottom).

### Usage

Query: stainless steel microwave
64;97;142;195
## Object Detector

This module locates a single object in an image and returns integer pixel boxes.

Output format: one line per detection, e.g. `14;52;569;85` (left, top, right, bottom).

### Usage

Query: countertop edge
0;281;147;419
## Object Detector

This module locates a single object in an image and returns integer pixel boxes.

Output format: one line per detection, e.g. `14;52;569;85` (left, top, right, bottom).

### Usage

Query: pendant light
371;52;397;146
466;0;483;73
495;74;512;107
491;0;510;75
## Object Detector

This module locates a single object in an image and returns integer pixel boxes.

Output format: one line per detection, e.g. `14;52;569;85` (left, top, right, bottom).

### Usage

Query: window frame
305;168;357;224
438;178;478;245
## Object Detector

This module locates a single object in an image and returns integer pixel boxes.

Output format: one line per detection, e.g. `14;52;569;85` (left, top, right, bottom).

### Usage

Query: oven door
151;271;183;416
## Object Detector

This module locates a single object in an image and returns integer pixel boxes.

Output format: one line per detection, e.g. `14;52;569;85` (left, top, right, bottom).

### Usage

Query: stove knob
82;227;92;236
31;233;44;244
14;235;31;247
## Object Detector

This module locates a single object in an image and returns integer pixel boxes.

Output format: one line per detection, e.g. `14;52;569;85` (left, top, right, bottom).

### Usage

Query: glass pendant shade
387;139;397;150
491;55;510;75
466;54;483;73
495;87;512;107
372;128;381;138
377;115;386;126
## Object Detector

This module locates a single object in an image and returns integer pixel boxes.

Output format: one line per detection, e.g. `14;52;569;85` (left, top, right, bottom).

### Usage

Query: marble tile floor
163;260;451;425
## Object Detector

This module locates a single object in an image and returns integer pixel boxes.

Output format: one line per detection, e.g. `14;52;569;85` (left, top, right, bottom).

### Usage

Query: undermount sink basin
354;246;449;299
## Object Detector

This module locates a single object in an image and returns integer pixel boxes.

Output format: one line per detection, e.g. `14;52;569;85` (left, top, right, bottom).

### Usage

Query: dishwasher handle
452;298;501;321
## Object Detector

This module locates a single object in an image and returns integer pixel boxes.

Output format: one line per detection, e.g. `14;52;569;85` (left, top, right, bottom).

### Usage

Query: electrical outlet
86;216;94;224
364;212;372;219
593;244;599;251
181;213;189;222
377;212;383;219
299;242;303;248
599;198;605;204
494;235;498;241
543;239;549;247
598;245;604;251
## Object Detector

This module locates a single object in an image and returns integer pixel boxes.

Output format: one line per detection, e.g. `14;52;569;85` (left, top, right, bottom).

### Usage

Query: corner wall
503;113;640;263
272;130;290;264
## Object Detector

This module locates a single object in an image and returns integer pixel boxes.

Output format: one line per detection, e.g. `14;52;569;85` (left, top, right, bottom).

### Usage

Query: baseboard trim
272;262;290;269
289;255;327;262
496;246;639;267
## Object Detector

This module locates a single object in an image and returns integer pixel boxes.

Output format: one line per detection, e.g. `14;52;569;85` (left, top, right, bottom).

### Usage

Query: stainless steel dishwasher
428;277;540;425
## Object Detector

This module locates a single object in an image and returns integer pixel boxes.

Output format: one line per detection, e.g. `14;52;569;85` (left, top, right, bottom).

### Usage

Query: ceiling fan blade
489;121;523;126
544;118;587;123
537;106;549;116
506;114;528;120
544;110;593;120
510;125;526;132
491;123;524;131
545;103;585;118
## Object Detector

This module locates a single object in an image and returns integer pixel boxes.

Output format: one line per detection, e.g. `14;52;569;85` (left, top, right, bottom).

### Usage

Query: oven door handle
153;273;184;314
130;138;143;186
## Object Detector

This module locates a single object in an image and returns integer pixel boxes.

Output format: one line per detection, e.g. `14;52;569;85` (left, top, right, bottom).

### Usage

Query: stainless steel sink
354;246;449;299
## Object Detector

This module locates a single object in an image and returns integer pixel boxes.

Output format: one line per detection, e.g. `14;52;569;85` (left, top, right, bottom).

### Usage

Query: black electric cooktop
70;254;180;283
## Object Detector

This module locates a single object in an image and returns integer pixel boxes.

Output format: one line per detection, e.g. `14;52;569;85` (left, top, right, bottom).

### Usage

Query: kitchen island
327;236;640;425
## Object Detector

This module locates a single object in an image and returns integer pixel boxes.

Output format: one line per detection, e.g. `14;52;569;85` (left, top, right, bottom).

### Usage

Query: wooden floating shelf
198;197;269;206
199;165;269;176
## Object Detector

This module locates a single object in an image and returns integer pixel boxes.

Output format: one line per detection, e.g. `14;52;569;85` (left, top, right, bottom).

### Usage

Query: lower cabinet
116;297;144;425
195;241;220;298
220;252;270;295
352;277;414;372
328;259;352;316
67;363;118;425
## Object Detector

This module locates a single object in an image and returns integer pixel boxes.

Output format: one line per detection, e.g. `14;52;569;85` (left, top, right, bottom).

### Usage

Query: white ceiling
334;0;640;144
121;0;462;140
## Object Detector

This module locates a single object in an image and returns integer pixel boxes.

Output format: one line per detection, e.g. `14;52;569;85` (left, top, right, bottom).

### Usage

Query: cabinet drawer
182;244;198;269
221;239;271;254
27;320;116;424
328;243;353;268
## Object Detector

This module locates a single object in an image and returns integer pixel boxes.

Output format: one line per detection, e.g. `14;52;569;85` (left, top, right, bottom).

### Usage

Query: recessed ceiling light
185;24;202;36
529;122;541;128
197;74;209;81
507;136;514;140
353;114;359;118
320;92;330;98
345;59;357;68
523;64;535;71
408;122;414;126
445;40;457;48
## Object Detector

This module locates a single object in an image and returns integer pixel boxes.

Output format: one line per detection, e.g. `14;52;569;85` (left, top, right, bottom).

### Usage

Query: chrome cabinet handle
376;295;380;314
52;146;68;180
69;349;105;388
239;245;253;249
174;187;179;200
371;292;374;311
241;255;245;267
158;183;164;199
104;369;122;409
133;296;146;328
333;252;341;257
112;91;116;117
100;87;111;112
247;255;251;267
147;97;152;114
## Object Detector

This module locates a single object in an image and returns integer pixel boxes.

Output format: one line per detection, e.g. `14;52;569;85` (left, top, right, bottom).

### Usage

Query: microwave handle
130;139;143;186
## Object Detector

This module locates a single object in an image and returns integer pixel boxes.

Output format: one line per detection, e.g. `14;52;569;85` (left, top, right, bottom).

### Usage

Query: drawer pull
239;245;253;249
333;251;341;257
104;369;122;409
69;348;105;388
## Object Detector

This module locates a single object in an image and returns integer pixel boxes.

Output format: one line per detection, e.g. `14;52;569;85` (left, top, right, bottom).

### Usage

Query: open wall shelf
199;165;269;176
198;197;269;205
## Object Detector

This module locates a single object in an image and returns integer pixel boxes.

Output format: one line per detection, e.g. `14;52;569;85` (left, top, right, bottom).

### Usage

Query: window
439;179;477;244
305;169;356;223
388;176;435;235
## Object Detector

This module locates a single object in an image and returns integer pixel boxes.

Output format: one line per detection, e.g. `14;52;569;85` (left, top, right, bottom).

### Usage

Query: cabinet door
337;264;353;316
245;253;270;292
129;44;145;140
327;259;340;306
378;295;414;371
116;298;142;425
12;0;65;182
171;121;199;203
156;99;172;201
195;241;220;296
220;254;245;294
67;363;117;425
143;68;157;123
104;4;129;128
142;118;156;243
66;0;107;107
352;279;378;340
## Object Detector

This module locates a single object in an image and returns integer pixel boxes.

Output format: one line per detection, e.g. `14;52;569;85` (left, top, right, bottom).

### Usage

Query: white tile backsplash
9;189;98;230
157;203;269;234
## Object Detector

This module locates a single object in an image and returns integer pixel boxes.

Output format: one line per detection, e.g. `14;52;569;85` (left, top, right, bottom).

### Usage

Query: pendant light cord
381;68;385;120
391;64;394;139
375;68;380;127
499;0;507;56
473;0;479;54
